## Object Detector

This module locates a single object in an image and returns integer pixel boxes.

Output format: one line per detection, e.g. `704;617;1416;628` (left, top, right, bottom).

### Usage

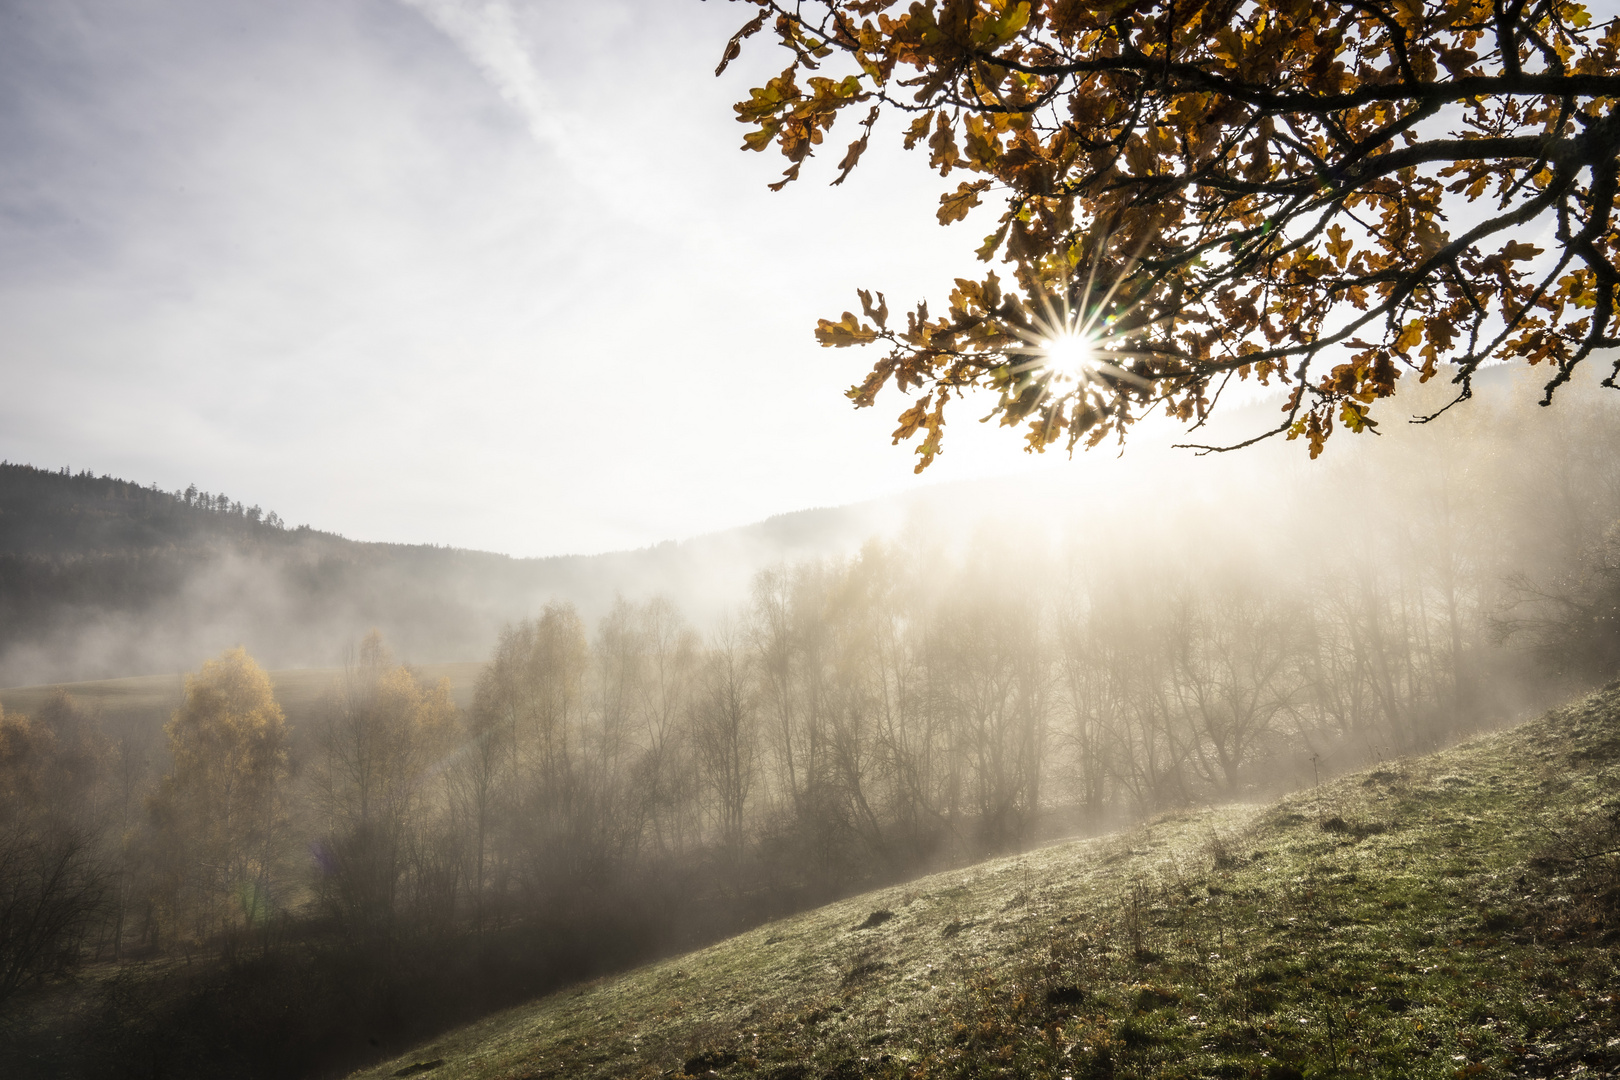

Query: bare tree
1054;588;1123;828
936;584;1049;853
633;598;700;860
0;701;106;1006
312;632;459;944
689;622;758;893
1165;584;1299;794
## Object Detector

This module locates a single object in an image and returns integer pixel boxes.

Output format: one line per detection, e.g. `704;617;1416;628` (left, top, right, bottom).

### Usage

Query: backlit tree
721;0;1620;465
150;647;290;950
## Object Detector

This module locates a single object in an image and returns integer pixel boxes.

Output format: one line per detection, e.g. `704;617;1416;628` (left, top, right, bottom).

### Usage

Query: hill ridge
0;462;894;686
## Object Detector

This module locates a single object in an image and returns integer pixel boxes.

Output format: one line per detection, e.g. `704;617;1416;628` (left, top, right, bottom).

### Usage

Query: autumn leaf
938;180;992;225
976;218;1011;261
1340;400;1378;433
1394;319;1424;355
973;2;1031;48
816;311;879;346
1411;219;1450;261
715;10;768;77
832;105;881;186
1325;224;1351;268
857;288;889;329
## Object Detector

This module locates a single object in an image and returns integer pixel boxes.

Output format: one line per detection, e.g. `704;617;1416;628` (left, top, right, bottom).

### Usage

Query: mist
3;365;1619;1078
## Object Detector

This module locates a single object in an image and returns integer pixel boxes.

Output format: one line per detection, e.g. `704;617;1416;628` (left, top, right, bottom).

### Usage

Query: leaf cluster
724;0;1620;466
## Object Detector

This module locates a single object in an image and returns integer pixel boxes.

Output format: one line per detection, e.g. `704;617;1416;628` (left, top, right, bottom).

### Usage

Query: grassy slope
353;688;1620;1080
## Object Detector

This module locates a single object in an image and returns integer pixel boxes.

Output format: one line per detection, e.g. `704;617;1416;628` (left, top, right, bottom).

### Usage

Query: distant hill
0;462;891;685
4;366;1591;687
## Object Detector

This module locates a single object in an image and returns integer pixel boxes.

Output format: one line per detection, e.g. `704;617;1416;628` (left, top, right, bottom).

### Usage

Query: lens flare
996;239;1157;396
1042;333;1093;378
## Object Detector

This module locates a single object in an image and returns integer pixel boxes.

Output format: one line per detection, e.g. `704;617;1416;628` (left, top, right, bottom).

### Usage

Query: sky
0;0;1090;557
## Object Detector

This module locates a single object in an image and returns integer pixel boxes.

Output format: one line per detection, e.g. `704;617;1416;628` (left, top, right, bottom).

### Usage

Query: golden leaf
815;311;880;346
1394;319;1424;354
938;180;992;225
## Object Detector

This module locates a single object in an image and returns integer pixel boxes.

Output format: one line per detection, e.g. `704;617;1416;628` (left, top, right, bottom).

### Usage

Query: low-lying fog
3;368;1614;696
3;370;1618;1079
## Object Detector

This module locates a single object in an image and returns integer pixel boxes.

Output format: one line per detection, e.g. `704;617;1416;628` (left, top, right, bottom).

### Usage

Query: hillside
352;685;1620;1080
0;462;888;686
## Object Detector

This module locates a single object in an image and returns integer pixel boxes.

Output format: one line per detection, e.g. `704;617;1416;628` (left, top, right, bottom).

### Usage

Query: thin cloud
395;0;570;154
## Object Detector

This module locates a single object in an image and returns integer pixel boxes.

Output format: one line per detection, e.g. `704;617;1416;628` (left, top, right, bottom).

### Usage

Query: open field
350;686;1620;1080
0;661;486;737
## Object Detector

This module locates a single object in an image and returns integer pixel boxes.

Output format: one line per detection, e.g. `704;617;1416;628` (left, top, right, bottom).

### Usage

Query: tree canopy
719;0;1620;466
153;647;290;945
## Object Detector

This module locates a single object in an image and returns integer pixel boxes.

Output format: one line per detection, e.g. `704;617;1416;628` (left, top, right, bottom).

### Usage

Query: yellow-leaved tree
150;647;290;952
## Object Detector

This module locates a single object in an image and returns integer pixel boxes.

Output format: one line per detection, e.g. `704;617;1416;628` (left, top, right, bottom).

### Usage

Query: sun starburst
1040;331;1093;379
996;241;1158;394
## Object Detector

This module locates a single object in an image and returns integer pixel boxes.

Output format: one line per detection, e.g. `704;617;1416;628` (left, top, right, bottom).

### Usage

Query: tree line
0;464;291;555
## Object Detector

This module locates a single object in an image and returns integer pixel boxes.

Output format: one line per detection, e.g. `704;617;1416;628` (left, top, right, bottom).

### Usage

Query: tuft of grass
349;686;1620;1080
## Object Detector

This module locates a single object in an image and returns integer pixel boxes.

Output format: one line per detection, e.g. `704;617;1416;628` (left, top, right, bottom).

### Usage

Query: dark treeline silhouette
2;383;1619;1079
0;462;562;686
0;465;289;557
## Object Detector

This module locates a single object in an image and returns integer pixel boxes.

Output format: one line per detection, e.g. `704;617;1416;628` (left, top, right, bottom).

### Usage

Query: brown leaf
832;106;881;186
938;180;992;225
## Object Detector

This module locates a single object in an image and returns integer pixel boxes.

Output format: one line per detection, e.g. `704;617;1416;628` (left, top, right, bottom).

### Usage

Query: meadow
0;662;484;744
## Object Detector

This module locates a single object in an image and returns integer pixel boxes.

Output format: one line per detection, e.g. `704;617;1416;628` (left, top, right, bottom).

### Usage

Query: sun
1041;332;1093;379
996;251;1154;393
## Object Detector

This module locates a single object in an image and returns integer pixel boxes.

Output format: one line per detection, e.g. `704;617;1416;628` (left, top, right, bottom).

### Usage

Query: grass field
0;661;486;738
349;686;1620;1080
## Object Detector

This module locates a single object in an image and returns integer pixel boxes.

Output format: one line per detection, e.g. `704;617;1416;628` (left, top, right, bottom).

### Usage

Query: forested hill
0;463;510;684
0;463;880;687
0;464;303;555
